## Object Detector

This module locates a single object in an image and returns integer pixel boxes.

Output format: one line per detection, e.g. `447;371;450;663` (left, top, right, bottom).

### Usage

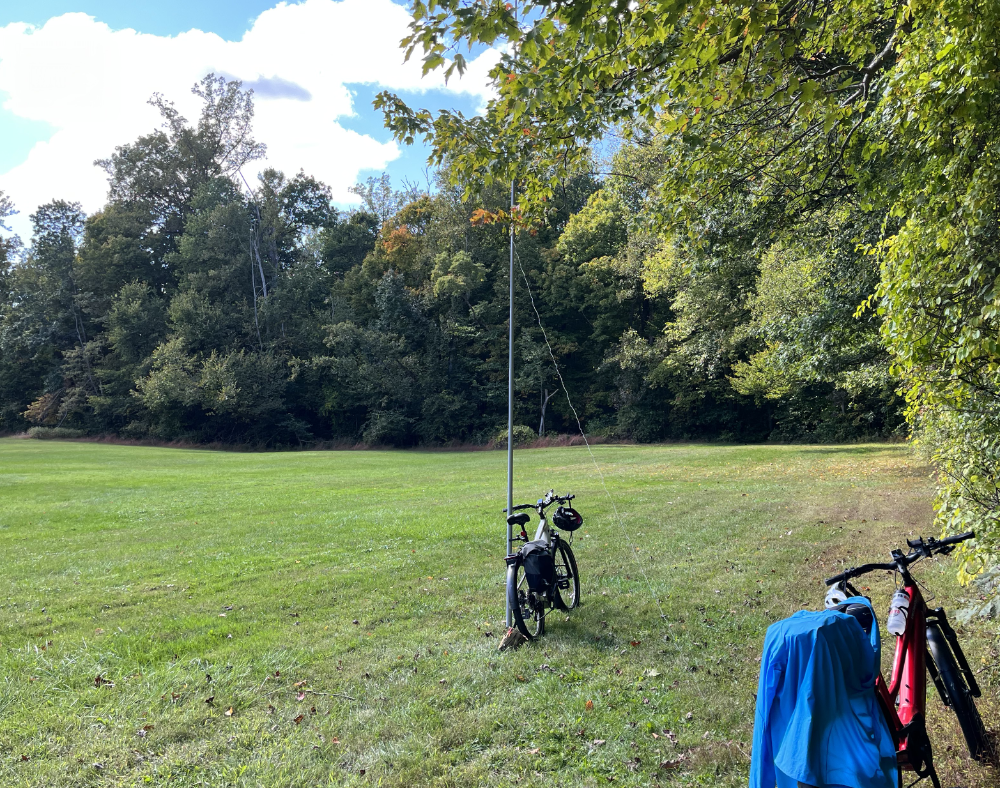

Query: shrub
495;425;537;448
27;427;85;440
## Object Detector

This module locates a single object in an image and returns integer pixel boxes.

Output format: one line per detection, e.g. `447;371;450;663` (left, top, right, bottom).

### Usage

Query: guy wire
513;248;668;624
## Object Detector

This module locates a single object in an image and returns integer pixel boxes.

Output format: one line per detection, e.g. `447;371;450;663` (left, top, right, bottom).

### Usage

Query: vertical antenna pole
505;180;515;629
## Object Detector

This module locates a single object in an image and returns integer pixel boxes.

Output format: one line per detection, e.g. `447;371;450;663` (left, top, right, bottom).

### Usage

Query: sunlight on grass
0;440;995;787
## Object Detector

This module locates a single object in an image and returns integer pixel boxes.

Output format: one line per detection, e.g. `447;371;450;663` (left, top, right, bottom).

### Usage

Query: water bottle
886;590;910;636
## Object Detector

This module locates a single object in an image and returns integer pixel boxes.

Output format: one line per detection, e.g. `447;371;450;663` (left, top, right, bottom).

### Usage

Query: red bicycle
825;531;990;787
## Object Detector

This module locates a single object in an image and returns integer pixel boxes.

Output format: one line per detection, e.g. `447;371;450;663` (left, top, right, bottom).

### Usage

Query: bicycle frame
532;510;551;545
875;579;930;776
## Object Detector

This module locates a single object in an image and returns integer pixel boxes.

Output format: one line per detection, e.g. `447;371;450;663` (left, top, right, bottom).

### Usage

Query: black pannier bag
521;540;555;593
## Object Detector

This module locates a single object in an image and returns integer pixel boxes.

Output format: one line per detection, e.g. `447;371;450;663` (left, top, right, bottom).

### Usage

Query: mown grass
0;439;996;787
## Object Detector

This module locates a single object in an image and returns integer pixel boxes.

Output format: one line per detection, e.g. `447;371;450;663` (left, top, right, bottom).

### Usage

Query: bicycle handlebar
825;563;898;586
537;492;574;508
503;492;574;514
824;531;974;586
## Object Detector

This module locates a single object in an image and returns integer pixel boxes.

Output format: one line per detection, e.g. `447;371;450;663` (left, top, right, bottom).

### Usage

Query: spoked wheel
507;561;545;639
927;623;990;761
553;539;580;611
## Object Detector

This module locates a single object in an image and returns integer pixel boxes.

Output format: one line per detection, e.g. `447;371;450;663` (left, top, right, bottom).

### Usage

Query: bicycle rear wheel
507;561;544;639
927;623;990;761
553;540;580;611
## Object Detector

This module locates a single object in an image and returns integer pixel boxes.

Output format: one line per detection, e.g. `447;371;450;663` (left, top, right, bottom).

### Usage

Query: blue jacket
749;598;898;788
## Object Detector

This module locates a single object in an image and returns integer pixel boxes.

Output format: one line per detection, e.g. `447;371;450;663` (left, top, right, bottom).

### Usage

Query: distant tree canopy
0;72;897;455
377;0;1000;572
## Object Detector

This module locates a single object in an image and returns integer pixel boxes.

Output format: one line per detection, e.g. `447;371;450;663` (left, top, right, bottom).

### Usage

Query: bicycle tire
507;561;544;639
927;622;990;761
554;540;580;611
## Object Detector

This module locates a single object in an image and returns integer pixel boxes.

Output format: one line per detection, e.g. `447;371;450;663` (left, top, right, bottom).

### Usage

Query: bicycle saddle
507;512;530;527
832;602;875;636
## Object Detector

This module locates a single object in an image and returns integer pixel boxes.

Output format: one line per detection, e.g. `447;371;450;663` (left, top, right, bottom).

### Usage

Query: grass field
0;438;996;787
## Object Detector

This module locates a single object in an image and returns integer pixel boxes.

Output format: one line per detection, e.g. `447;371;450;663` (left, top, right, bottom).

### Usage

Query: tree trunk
539;387;556;436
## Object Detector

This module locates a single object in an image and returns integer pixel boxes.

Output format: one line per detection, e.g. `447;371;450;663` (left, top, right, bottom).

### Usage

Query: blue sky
0;1;282;39
0;0;497;239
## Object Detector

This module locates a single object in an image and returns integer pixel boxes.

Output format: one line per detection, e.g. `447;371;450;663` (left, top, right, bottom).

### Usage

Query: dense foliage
0;74;898;452
377;0;1000;570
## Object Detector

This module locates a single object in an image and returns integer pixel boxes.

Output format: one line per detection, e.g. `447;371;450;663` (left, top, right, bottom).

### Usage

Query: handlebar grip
825;574;846;586
937;530;975;548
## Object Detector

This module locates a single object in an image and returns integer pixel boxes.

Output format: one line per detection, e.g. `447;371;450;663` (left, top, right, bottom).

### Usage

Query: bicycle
825;531;991;787
504;490;583;639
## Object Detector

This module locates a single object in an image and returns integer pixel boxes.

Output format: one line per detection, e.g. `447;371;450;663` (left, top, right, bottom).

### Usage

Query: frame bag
521;541;555;593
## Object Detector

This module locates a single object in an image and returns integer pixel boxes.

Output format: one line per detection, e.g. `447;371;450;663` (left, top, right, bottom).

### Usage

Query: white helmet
824;583;849;609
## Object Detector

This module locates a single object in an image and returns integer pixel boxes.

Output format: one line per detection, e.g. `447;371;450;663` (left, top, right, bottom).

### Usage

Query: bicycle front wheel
927;623;990;761
507;561;544;639
554;540;580;610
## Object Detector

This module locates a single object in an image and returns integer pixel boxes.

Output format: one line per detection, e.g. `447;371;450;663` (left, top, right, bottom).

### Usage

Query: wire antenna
514;249;668;622
237;169;266;351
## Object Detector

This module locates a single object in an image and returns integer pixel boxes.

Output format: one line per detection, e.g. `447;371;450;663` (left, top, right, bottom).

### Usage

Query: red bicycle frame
875;580;929;777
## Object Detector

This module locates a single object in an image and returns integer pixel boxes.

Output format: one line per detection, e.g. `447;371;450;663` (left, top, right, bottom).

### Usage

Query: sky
0;0;499;241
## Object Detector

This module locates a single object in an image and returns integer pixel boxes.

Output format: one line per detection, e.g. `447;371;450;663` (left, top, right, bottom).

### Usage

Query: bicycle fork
926;608;981;701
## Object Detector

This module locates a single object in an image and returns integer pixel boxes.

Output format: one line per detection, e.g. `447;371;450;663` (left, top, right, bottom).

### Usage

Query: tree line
0;74;898;453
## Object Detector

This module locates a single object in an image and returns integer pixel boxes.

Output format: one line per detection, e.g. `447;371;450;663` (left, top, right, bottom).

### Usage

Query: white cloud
0;0;500;240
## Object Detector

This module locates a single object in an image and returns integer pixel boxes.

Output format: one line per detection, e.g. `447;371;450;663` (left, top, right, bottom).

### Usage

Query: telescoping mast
505;181;515;628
